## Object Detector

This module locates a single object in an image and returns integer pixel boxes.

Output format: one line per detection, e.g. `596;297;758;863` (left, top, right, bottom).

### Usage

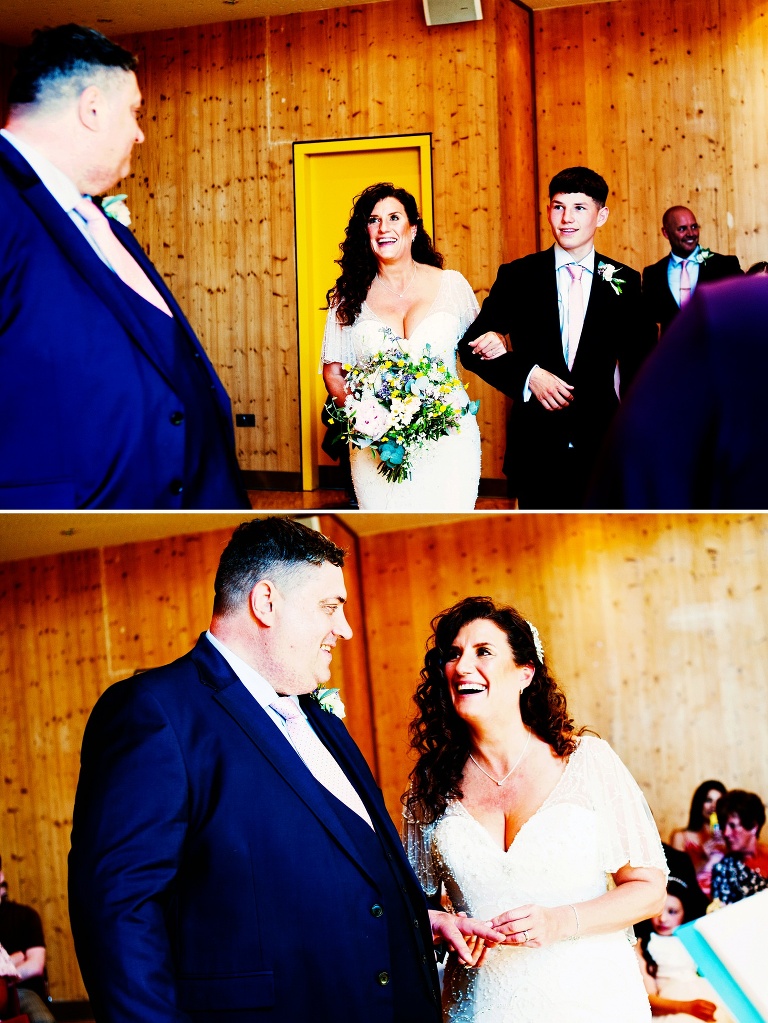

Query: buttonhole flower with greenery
326;326;480;484
597;261;627;296
695;247;714;264
100;194;131;226
312;687;346;719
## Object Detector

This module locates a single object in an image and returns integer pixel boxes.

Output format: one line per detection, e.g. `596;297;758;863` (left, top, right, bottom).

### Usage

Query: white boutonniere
101;194;131;226
694;247;714;264
312;687;346;719
597;260;627;295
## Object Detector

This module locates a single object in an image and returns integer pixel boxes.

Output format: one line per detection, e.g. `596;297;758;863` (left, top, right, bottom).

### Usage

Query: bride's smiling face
367;197;416;264
443;618;534;723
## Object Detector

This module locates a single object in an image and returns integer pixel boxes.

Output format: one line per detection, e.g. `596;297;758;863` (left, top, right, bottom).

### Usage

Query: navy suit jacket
68;635;440;1023
588;275;768;509
459;246;656;505
642;251;743;335
0;136;248;509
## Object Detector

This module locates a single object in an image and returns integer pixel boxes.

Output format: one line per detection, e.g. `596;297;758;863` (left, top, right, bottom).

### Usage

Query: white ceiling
0;0;614;48
0;512;485;561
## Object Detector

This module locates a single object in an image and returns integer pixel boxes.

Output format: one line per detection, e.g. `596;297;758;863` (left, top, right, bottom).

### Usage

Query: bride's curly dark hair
404;596;578;824
326;182;444;327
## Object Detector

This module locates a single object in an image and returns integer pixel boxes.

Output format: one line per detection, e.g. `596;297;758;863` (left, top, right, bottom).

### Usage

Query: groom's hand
428;909;506;967
467;331;507;360
529;367;574;410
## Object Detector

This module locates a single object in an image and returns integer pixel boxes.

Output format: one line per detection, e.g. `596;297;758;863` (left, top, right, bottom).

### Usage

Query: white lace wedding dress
404;736;668;1022
321;269;481;510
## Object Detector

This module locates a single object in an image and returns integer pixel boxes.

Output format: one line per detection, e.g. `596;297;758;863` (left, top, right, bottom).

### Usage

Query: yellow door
294;135;433;490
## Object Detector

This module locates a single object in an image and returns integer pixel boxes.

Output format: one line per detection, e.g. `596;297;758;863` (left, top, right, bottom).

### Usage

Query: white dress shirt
1;127;110;266
205;630;310;745
524;244;595;402
667;247;701;306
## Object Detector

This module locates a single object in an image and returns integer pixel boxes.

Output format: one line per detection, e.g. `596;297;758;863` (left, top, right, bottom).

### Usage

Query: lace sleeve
581;737;669;876
448;270;480;336
319;304;356;371
401;803;440;896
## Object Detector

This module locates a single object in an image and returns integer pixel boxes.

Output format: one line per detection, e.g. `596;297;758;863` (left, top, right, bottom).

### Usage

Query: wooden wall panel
533;0;765;272
118;0;535;481
358;513;768;848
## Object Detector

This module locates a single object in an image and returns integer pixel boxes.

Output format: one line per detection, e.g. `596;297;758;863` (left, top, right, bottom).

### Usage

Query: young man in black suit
459;166;656;509
642;206;743;335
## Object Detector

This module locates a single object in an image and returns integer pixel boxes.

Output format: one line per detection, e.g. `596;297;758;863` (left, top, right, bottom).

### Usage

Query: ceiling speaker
422;0;483;26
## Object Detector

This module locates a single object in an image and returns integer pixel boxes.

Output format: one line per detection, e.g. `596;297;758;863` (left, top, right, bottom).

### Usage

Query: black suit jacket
459;246;656;507
588;275;768;510
642;251;743;335
0;135;248;509
69;634;440;1023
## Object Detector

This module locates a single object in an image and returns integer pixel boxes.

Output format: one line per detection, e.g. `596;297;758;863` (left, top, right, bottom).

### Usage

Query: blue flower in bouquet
330;329;480;483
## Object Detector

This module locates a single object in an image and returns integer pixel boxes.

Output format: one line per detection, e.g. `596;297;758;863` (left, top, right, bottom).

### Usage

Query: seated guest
586;276;768;510
710;789;768;905
668;780;726;898
0;856;54;1023
642;206;742;335
635;876;733;1021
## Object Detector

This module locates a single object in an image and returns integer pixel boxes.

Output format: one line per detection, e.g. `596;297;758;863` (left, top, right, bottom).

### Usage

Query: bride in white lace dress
403;597;668;1023
322;183;499;510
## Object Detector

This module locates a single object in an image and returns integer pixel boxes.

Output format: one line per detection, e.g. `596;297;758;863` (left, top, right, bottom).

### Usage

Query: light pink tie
75;198;172;317
679;259;692;306
565;263;584;370
271;697;373;828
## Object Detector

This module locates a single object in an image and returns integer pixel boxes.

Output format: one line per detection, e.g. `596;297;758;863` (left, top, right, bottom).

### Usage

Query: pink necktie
679;259;692;306
75;198;172;317
565;263;584;370
271;697;373;828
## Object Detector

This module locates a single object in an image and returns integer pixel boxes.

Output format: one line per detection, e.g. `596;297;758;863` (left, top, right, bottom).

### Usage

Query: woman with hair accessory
402;597;668;1022
635;877;734;1021
669;780;727;897
321;183;492;510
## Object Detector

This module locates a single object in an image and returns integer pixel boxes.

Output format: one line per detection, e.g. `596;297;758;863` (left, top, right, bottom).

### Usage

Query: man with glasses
642;206;742;335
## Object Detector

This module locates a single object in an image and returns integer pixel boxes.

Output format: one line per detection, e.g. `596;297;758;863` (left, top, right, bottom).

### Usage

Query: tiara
526;621;545;663
668;876;689;889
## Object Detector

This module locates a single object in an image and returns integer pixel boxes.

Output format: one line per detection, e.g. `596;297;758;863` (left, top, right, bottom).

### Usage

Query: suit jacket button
169;411;184;426
413;918;420;928
370;904;384;918
169;479;184;495
376;971;390;986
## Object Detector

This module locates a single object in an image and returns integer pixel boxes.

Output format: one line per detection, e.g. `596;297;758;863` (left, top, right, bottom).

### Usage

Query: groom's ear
250;580;279;626
596;204;610;228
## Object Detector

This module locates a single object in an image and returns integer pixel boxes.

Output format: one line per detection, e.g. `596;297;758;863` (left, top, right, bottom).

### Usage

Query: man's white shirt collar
554;243;596;273
0;128;83;213
670;246;701;265
205;630;303;716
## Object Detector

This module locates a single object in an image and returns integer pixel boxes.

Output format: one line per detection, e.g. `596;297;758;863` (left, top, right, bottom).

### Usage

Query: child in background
635;877;734;1022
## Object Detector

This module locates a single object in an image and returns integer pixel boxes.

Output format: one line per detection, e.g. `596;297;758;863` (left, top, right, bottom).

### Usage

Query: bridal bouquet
329;335;480;483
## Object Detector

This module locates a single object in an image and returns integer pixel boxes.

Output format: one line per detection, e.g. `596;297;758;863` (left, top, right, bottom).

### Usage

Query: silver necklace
376;261;417;298
469;729;531;787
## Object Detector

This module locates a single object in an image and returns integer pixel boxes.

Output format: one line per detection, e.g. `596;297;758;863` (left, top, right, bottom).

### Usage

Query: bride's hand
428;909;506;967
490;904;571;948
467;331;507;360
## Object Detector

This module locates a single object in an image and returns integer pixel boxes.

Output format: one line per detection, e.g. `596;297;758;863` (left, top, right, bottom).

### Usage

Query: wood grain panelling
533;0;767;271
358;513;768;848
118;0;536;481
0;515;369;1000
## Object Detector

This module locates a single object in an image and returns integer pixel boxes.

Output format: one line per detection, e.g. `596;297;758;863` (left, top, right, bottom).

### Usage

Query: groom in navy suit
69;517;501;1023
0;25;248;509
459;166;656;509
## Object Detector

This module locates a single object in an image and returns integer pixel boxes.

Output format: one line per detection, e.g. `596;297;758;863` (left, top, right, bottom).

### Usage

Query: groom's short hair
8;24;137;110
549;166;609;208
213;516;346;615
